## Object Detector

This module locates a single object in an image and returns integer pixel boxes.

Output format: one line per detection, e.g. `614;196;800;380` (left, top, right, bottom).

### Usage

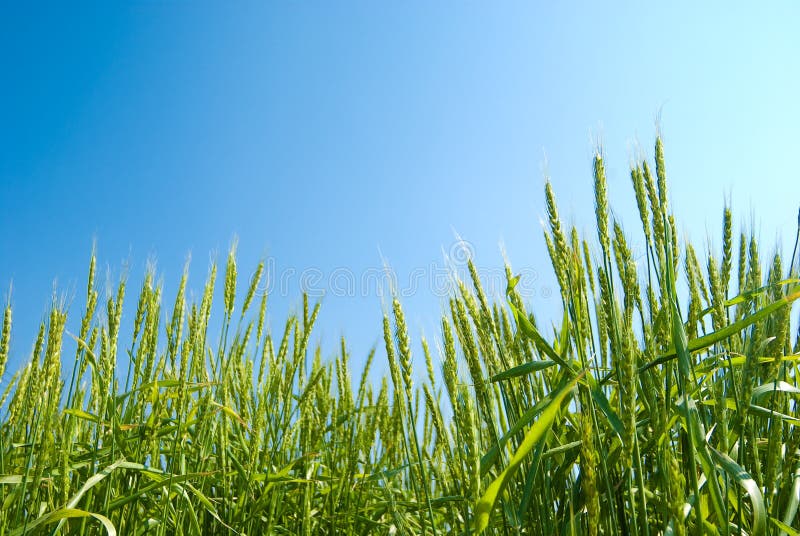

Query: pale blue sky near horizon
1;2;798;376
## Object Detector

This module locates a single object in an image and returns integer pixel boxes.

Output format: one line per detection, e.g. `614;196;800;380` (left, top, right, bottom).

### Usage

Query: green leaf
641;290;800;373
751;380;800;400
696;277;800;320
9;509;115;536
480;375;574;475
710;446;766;536
473;371;582;533
507;301;575;374
63;408;101;423
490;359;555;382
66;458;126;509
588;378;625;438
115;380;212;402
770;517;800;536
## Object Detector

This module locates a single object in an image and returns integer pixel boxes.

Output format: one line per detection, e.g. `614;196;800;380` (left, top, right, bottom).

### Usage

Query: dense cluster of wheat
0;136;798;535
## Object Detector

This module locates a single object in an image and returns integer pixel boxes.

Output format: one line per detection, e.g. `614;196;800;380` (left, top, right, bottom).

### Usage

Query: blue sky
1;2;798;376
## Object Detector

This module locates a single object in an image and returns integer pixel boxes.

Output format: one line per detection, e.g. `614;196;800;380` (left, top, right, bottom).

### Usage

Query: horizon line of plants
1;134;799;535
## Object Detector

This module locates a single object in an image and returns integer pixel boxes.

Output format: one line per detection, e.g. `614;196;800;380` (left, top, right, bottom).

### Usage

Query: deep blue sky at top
1;2;798;375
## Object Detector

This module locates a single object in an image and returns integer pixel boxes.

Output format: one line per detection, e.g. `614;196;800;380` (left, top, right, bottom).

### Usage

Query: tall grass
0;135;799;535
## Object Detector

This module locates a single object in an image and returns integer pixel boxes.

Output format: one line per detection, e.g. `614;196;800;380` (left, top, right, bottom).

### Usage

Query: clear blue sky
1;2;798;376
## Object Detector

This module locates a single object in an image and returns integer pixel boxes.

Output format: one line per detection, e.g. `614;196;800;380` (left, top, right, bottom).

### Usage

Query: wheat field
1;135;799;535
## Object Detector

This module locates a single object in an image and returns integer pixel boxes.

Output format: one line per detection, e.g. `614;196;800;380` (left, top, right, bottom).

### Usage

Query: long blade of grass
710;446;766;536
473;371;582;533
9;509;116;536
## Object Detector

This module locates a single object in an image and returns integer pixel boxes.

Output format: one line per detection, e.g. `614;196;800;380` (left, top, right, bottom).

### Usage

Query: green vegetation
1;135;799;535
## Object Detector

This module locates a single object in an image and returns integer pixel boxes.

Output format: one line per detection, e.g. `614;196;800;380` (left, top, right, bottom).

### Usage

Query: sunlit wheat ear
544;181;569;265
595;284;609;369
668;215;679;273
579;391;599;536
0;369;18;412
746;237;763;362
6;360;27;433
544;231;566;301
0;303;10;383
666;447;687;536
423;383;446;451
643;160;666;256
613;224;641;324
631;165;651;245
382;314;402;399
451;297;487;418
621;263;639;457
420;337;436;390
685;248;702;339
593;153;611;259
688;244;709;303
462;389;481;501
582;240;595;296
391;298;413;401
712;375;729;452
224;241;238;319
167;268;187;368
654;136;669;215
707;255;726;332
356;346;375;404
131;271;151;344
543;182;569;303
440;319;463;448
721;207;733;295
737;231;748;297
200;262;216;325
241;259;264;318
766;252;791;375
255;285;267;347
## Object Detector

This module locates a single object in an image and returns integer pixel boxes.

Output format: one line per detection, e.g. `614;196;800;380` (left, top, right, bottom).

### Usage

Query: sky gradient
1;2;799;375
